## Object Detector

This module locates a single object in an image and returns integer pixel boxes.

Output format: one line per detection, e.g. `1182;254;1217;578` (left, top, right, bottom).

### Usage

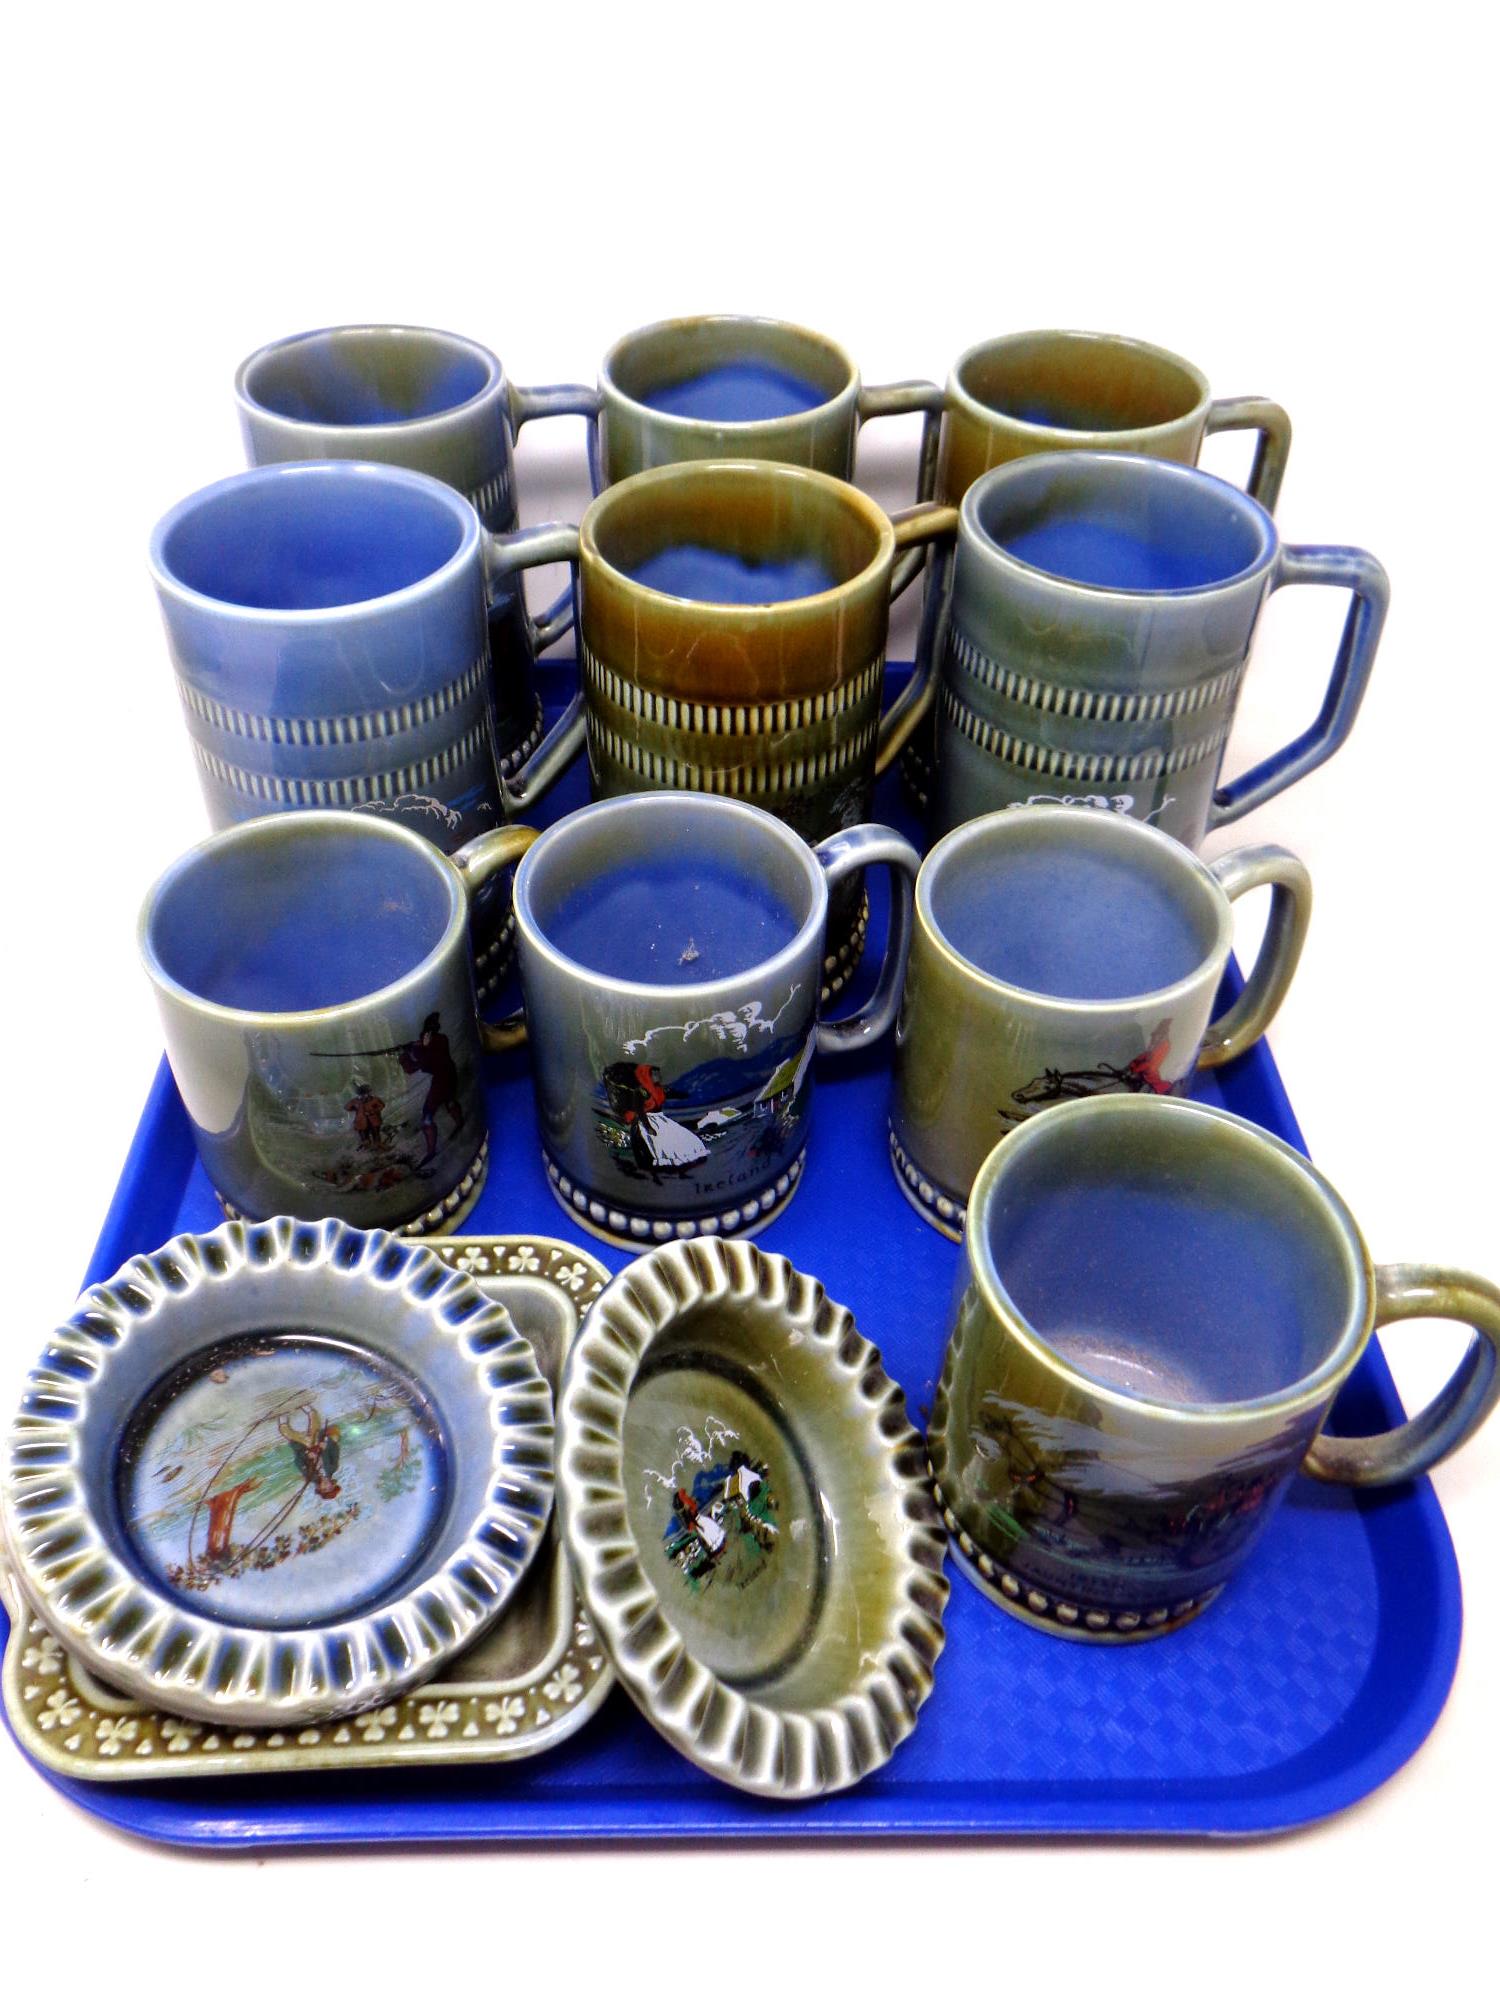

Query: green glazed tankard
890;805;1311;1237
930;1096;1500;1640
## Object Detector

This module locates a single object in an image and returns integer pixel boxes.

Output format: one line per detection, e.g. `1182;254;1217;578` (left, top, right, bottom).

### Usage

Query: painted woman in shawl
600;1061;709;1182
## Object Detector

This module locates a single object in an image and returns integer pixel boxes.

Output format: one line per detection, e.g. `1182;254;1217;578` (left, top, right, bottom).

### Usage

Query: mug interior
980;1103;1365;1408
240;326;496;427
970;452;1274;594
157;467;470;611
517;797;821;989
606;316;854;425
925;809;1225;1003
957;331;1203;434
144;819;462;1015
588;463;885;606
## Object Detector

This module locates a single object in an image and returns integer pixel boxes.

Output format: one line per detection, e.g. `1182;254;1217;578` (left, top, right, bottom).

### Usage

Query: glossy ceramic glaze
559;461;954;976
139;812;536;1234
930;1097;1500;1639
511;793;918;1247
931;453;1390;846
236;324;594;770
595;312;942;492
2;1235;613;1781
936;329;1292;513
557;1236;949;1797
901;327;1293;806
890;807;1311;1235
0;1218;555;1726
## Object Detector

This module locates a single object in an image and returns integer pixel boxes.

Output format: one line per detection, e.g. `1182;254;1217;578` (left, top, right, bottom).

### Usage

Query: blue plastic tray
1;669;1463;1844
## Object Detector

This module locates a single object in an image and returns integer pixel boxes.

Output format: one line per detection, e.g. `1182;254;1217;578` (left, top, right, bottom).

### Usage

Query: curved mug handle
507;382;601;647
857;378;946;601
449;824;541;1053
1208;545;1390;832
482;523;587;814
873;502;960;776
1304;1267;1500;1485
1196;845;1312;1069
811;824;921;1056
1203;395;1293;515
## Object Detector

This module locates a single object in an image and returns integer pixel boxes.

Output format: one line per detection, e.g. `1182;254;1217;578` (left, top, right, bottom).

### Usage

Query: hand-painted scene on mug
245;1009;472;1203
118;1332;448;1628
354;777;501;849
1001;1018;1184;1129
967;1389;1298;1604
589;991;814;1201
641;1418;779;1595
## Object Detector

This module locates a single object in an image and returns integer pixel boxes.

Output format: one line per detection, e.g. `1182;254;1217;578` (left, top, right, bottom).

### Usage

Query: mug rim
598;312;860;433
966;1095;1374;1426
958;449;1279;603
138;809;469;1027
579;458;896;616
234;321;506;440
946;327;1211;441
149;460;482;626
511;791;829;1001
917;805;1233;1016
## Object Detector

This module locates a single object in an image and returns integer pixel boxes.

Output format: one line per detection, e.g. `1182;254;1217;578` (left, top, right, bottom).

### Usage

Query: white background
2;2;1494;1987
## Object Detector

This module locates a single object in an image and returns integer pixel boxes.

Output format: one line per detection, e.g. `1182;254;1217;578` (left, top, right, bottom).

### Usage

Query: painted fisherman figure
277;1404;342;1499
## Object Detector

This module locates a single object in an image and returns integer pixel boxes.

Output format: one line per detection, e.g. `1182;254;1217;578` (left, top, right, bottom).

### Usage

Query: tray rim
0;656;1468;1847
0;1036;1464;1847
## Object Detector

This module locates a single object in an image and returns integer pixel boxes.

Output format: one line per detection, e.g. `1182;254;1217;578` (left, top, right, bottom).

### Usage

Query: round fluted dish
557;1237;949;1799
1;1218;554;1728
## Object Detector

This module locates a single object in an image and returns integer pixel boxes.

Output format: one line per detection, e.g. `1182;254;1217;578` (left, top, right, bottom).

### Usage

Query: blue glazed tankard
236;323;595;776
930;451;1389;848
509;793;920;1249
150;460;581;991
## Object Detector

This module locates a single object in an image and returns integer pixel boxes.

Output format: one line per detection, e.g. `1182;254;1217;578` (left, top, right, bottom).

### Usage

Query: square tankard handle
507;382;601;644
1203;395;1293;514
483;523;586;813
1208;546;1390;831
857;379;946;600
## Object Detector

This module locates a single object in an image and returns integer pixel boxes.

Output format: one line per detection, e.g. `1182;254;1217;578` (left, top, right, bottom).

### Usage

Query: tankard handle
873;503;961;776
450;823;541;1052
1197;845;1313;1068
1203;395;1293;514
857;379;946;600
482;523;588;814
508;382;601;637
1208;545;1390;831
811;824;922;1056
1304;1266;1500;1485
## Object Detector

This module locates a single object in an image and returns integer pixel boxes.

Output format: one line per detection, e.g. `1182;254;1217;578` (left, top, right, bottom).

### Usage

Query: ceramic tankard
904;328;1293;804
929;1096;1500;1640
930;452;1389;846
890;805;1311;1236
139;812;537;1235
235;323;595;774
489;461;956;985
151;461;582;991
509;793;919;1248
937;328;1292;515
589;314;945;595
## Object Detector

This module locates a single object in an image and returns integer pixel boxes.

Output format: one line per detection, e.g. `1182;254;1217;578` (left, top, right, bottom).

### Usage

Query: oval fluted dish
557;1236;949;1799
1;1217;555;1727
